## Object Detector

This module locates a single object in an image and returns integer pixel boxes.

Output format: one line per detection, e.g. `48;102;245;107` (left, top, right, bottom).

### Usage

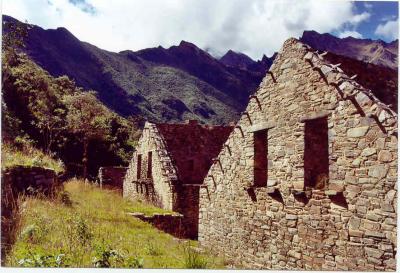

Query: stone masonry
198;38;397;270
123;120;232;239
1;166;60;262
98;166;128;192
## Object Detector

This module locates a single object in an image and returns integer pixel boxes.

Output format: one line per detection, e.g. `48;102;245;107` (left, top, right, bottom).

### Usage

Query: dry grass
5;179;223;268
1;143;64;174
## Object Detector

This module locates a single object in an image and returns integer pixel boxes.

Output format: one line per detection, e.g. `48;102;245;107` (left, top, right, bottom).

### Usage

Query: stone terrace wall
128;212;185;238
198;38;397;270
1;166;60;262
2;166;60;197
98;166;128;191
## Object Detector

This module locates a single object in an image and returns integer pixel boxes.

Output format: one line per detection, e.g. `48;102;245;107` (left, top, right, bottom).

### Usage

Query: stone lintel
266;187;277;194
325;190;339;196
299;111;331;122
247;122;276;132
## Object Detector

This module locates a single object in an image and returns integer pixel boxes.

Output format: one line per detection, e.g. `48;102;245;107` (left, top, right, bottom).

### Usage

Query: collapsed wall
198;38;397;270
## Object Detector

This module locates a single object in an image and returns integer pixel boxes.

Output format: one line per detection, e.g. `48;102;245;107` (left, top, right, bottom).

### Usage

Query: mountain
220;50;255;69
300;30;398;70
322;51;398;112
220;50;275;74
2;15;271;125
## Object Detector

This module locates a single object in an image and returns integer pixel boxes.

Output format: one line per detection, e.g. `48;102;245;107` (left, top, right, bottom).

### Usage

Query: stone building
97;166;128;192
123;120;232;238
198;38;397;270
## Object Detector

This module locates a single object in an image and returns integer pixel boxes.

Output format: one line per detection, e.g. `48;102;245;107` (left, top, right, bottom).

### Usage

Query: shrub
57;191;72;206
18;252;68;267
74;216;92;246
183;243;208;269
92;243;123;268
20;215;49;244
20;224;39;242
124;256;144;268
146;241;164;256
91;242;144;268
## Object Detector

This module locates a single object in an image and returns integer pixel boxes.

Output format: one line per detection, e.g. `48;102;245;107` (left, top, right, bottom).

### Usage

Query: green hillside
5;180;225;268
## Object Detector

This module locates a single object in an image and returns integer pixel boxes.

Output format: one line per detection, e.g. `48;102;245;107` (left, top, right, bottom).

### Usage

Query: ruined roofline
259;37;397;136
143;120;234;131
141;122;179;181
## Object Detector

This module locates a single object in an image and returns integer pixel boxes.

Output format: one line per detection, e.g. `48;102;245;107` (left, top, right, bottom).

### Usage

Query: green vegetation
6;180;224;268
63;92;113;179
2;19;139;178
125;200;174;216
2;142;64;174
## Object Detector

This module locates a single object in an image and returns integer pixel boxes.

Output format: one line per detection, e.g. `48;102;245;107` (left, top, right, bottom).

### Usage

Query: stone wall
123;122;177;210
2;166;60;197
98;166;128;191
1;166;60;263
128;212;184;238
198;38;397;270
155;120;233;184
123;120;232;239
174;184;201;239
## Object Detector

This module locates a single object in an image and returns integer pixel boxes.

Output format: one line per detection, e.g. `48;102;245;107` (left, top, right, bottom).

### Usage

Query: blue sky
2;0;399;59
331;1;398;41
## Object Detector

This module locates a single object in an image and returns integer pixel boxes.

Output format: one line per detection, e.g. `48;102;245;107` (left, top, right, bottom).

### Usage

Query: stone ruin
197;38;397;270
97;166;128;192
123;120;233;239
123;38;397;270
1;166;61;262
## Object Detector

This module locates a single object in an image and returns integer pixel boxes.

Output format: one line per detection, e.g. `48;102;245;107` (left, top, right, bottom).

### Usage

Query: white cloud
2;0;373;60
363;2;373;11
348;12;370;25
338;30;363;39
375;19;399;41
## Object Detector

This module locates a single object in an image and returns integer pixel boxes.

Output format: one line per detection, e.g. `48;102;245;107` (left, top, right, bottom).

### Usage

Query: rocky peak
300;30;398;70
220;50;255;69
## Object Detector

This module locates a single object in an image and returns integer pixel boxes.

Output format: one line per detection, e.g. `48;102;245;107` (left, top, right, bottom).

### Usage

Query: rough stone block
361;148;377;157
368;165;389;179
347;126;369;138
378;150;393;163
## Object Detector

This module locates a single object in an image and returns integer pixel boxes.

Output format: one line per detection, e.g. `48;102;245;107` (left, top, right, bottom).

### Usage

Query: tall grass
183;243;209;269
1;191;24;265
5;179;223;268
2;143;64;174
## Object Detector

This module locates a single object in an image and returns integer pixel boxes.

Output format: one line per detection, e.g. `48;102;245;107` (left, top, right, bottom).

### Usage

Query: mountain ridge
300;30;398;70
3;15;397;126
2;15;273;125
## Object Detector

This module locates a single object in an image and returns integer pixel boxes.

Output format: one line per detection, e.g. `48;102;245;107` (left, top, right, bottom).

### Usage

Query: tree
5;56;75;153
2;18;28;84
63;92;112;179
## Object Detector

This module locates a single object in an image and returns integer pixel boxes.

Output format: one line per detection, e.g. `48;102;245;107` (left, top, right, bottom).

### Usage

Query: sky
2;0;399;60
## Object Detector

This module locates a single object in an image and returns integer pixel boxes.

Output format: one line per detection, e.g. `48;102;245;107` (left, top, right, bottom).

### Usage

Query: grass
5;179;223;268
1;143;64;174
125;199;174;216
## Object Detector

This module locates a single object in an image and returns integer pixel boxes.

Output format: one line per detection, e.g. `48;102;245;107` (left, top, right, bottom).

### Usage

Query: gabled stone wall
123;122;177;210
123;120;232;239
198;38;397;270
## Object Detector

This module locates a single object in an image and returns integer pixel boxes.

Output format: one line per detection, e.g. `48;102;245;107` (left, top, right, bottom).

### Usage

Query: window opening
304;117;329;189
137;154;142;180
254;129;268;186
147;152;152;178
